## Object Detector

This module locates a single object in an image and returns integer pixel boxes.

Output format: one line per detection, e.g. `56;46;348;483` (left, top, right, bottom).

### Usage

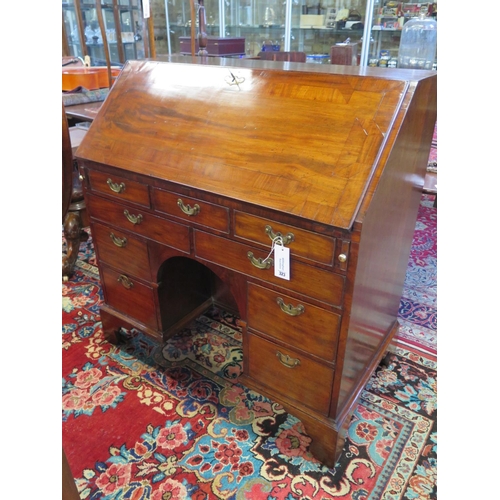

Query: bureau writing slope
75;58;437;467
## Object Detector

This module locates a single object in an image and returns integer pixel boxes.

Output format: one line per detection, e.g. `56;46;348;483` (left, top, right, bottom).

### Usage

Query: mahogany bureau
75;58;437;467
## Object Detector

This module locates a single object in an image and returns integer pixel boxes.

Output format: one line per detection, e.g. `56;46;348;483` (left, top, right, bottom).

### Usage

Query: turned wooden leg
62;211;88;280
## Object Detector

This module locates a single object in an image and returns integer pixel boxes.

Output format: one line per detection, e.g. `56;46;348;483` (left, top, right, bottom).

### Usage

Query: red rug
63;195;437;499
396;195;437;358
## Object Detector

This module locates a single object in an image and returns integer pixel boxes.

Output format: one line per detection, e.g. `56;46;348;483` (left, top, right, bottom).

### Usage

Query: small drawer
195;231;344;306
91;222;150;281
152;188;229;233
86;193;191;253
100;265;157;330
247;333;334;415
247;283;340;362
88;169;150;208
234;211;335;265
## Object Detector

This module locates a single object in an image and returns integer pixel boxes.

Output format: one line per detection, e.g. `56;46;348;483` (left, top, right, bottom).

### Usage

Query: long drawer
91;222;151;281
86;193;191;253
247;283;340;362
195;230;344;306
247;333;334;415
99;264;158;330
234;211;335;265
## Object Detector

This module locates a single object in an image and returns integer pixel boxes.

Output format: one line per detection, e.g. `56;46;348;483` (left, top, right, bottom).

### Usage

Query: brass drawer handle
338;253;347;263
276;351;301;369
265;225;294;245
177;198;200;216
117;274;134;289
123;209;143;225
276;297;305;316
107;178;125;194
247;251;273;270
109;232;127;247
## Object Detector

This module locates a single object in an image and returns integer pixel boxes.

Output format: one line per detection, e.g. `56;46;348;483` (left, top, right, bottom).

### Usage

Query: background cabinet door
62;0;152;66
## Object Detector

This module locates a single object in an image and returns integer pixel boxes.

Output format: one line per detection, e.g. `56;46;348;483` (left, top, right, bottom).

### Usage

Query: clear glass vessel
398;10;437;70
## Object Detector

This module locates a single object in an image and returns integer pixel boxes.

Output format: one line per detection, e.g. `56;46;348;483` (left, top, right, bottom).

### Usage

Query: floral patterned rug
62;194;437;499
396;195;437;357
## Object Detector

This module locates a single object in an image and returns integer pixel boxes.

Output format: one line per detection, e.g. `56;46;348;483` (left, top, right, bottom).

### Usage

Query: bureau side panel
334;76;437;415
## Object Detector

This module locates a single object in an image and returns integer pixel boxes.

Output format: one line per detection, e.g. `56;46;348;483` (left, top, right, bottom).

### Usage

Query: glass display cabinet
363;0;436;67
62;0;152;66
158;0;369;61
63;0;437;67
155;0;436;65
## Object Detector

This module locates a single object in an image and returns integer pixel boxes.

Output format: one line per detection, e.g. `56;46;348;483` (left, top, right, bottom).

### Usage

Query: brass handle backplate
177;199;200;216
123;209;143;225
276;297;305;316
247;251;273;270
109;232;127;247
265;225;294;245
276;351;301;369
117;274;134;289
107;178;125;193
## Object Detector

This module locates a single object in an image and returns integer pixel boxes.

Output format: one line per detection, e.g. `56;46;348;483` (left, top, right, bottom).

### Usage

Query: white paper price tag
143;0;150;18
274;245;290;280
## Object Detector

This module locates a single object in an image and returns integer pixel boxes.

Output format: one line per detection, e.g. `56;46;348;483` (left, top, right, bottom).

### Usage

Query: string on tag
262;235;283;263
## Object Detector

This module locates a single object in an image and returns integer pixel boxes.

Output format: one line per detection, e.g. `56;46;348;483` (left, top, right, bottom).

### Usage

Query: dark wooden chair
258;51;307;63
62;104;89;280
